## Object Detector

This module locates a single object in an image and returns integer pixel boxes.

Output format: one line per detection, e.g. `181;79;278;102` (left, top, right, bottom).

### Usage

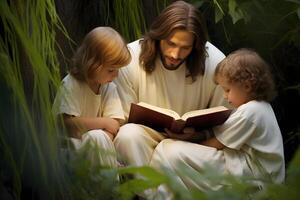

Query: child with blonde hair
53;27;131;167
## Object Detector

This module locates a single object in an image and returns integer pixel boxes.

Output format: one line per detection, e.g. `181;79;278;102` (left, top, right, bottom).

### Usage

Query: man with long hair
114;1;227;196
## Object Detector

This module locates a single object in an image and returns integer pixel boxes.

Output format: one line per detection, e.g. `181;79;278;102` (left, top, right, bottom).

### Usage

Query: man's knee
115;123;145;143
153;139;183;166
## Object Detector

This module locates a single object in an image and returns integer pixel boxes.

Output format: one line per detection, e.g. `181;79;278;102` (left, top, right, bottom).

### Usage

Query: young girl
53;27;131;167
150;49;285;196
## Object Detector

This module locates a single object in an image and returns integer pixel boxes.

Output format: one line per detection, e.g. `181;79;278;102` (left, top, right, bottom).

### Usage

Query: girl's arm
62;114;120;139
114;118;125;126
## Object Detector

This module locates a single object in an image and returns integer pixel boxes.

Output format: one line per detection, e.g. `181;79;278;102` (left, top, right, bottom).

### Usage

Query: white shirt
214;100;285;183
53;74;124;120
114;40;228;119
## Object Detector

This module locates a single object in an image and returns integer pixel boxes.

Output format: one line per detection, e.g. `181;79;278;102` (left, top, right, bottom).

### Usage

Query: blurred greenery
0;0;68;199
0;0;299;199
196;0;300;164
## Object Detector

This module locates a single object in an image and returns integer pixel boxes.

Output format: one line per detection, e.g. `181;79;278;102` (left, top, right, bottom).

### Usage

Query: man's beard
161;54;185;70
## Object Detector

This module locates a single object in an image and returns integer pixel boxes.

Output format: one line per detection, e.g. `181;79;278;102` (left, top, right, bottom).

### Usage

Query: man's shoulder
127;39;143;59
203;41;226;75
128;39;142;49
205;41;225;59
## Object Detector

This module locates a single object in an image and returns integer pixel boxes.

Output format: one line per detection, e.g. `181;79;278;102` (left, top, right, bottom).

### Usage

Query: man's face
160;29;194;70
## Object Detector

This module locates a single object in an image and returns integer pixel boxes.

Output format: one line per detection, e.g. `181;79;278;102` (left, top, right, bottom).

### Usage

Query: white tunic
214;100;285;183
114;40;228;119
114;40;227;165
113;40;227;196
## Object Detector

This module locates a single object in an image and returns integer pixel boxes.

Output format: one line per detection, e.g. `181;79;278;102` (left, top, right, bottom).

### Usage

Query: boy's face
91;65;120;84
159;29;194;70
217;76;251;108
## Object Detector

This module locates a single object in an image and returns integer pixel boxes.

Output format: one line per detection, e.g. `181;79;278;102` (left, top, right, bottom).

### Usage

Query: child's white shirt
213;100;285;183
53;74;124;120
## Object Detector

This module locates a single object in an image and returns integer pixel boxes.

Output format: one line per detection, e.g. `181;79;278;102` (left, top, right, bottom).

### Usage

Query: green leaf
192;0;205;9
287;148;300;175
215;8;225;23
228;0;245;24
297;7;300;19
118;166;167;184
214;0;225;23
117;179;157;200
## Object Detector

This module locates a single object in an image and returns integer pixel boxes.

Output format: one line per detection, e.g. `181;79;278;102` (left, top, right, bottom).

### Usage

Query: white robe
113;40;227;166
113;40;227;199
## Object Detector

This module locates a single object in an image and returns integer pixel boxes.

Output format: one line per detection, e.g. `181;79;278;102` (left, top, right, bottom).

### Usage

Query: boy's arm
62;114;120;139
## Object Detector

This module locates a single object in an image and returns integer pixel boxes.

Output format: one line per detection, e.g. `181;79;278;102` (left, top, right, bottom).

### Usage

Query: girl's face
217;76;252;108
90;65;120;85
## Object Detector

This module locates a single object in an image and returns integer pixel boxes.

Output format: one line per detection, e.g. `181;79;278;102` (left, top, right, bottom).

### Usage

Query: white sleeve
213;110;256;150
52;78;81;117
101;83;125;120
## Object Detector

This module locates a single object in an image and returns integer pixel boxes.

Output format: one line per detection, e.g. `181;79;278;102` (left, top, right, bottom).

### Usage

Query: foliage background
0;0;299;199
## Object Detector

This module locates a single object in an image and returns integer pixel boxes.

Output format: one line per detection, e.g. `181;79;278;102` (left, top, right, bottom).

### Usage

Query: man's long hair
139;0;208;81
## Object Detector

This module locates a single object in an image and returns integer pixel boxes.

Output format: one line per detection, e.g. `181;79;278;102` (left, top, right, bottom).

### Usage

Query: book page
181;106;229;120
138;102;180;119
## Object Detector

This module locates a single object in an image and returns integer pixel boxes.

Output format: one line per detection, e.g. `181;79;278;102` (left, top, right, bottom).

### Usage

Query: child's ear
244;81;252;93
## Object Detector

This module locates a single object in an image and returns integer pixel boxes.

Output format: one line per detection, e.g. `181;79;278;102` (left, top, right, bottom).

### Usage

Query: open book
128;102;232;133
